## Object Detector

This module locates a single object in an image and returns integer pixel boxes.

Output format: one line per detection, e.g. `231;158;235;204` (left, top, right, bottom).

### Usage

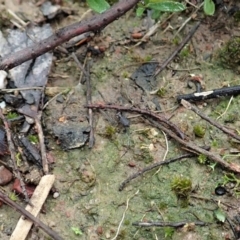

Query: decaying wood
10;175;57;240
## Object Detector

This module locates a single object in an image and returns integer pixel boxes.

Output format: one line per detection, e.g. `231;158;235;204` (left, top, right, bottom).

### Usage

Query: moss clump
171;176;192;198
103;125;116;139
217;36;240;72
156;87;167;97
193;124;206;138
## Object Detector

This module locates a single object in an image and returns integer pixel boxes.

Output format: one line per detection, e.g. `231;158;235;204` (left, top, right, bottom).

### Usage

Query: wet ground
1;0;240;240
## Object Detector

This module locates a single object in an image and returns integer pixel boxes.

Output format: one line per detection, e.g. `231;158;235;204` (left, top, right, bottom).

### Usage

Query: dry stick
34;112;48;174
119;153;195;191
181;99;240;142
132;221;208;227
86;104;240;173
0;109;31;203
0;191;63;240
71;52;89;78
10;175;55;240
86;104;185;139
0;0;141;70
149;119;240;173
154;21;201;77
85;58;95;148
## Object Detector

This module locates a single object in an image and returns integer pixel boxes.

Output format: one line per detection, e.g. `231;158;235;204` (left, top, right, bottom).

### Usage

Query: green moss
193;124;206;138
28;135;39;144
103;125;116;139
217;36;240;72
156;87;167;97
171;176;192;198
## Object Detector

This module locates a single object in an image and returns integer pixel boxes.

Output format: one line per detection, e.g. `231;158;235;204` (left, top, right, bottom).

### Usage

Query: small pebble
215;186;227;196
53;192;60;199
0;166;13;186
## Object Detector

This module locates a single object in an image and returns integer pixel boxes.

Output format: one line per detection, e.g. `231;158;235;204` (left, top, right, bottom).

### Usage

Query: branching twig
181;99;240;142
0;0;141;70
86;103;240;173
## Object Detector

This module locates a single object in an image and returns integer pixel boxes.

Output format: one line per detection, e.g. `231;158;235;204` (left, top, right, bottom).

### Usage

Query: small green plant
87;0;110;13
9;192;18;201
198;154;207;164
28;135;39;144
156;87;167;97
71;227;82;236
203;0;215;16
87;0;215;19
164;227;175;238
16;152;22;167
6;112;18;120
214;207;226;223
136;0;186;19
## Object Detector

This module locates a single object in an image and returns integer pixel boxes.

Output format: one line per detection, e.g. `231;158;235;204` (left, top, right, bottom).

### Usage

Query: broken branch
0;0;140;70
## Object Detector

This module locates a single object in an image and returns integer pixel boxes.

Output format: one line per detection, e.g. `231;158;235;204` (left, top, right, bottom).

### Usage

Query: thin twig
173;2;203;38
86;104;184;139
87;103;240;174
34;112;48;174
119;153;195;191
181;99;240;142
154;21;201;77
132;220;208;227
0;0;141;70
85;57;95;148
0;191;63;240
0;108;30;203
149;118;240;173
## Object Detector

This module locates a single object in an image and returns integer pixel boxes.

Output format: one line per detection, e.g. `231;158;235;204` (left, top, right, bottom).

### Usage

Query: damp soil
2;1;240;240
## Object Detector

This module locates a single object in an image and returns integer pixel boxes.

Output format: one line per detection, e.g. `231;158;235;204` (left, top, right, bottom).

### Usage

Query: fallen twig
0;0;140;70
132;220;208;227
0;188;63;240
86;104;184;139
177;85;240;103
149;118;240;173
85;57;95;148
154;21;201;77
86;103;240;173
119;153;195;191
10;175;56;240
34;112;49;174
181;99;240;142
0;108;30;203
